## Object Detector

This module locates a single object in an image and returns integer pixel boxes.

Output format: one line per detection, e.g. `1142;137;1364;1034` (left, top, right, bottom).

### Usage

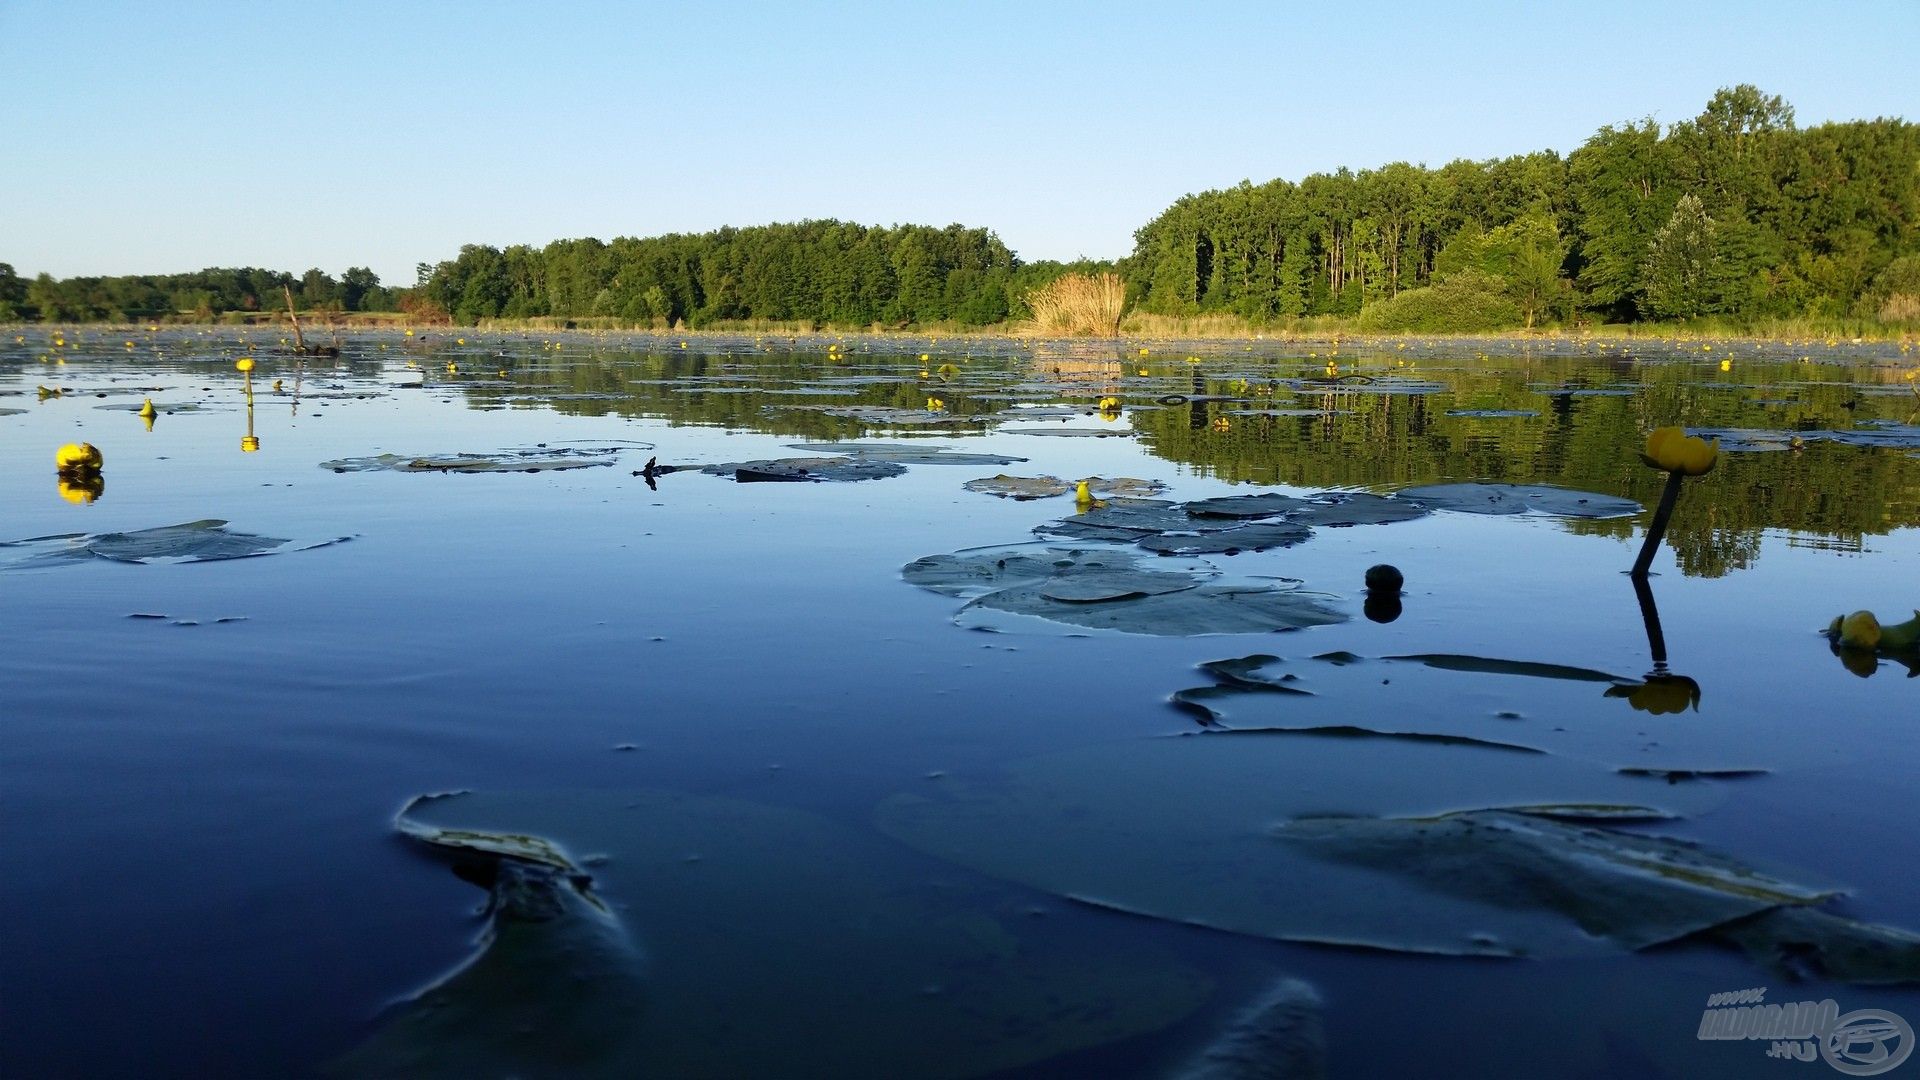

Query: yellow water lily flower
56;442;103;474
1641;426;1717;475
235;357;255;372
1834;610;1881;650
138;398;156;419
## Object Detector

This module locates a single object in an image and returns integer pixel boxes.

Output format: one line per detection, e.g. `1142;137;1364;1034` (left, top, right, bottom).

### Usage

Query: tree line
1128;86;1919;330
6;87;1915;331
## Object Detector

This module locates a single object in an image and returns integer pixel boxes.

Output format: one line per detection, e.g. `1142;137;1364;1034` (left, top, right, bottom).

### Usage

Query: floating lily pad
699;456;907;483
1003;426;1135;438
963;474;1072;500
1395;483;1641;518
339;789;1211;1078
1285;492;1430;527
0;408;25;417
787;442;1027;466
1175;979;1326;1079
877;733;1739;958
1712;905;1920;985
321;447;628;473
1446;409;1539;418
94;401;215;413
785;404;979;426
1081;477;1169;498
1037;503;1210;541
1163;653;1766;768
1185;493;1312;519
1;519;351;569
1137;521;1314;555
1386;654;1629;683
904;544;1345;637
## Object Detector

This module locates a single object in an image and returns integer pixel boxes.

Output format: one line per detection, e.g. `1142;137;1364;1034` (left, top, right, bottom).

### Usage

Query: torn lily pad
339;788;1210;1079
1395;483;1642;519
1;520;351;569
876;732;1733;958
699;457;907;483
903;544;1345;637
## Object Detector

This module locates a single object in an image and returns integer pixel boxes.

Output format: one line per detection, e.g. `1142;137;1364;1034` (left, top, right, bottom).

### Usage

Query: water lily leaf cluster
902;544;1347;636
321;447;632;473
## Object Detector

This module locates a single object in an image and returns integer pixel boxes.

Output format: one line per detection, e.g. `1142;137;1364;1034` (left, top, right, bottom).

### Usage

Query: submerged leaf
877;733;1730;958
342;788;1211;1078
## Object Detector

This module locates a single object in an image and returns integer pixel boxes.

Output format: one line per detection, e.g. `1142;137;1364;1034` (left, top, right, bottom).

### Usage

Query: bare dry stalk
1026;273;1127;336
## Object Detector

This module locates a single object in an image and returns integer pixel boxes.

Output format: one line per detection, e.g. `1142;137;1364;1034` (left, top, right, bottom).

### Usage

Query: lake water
4;328;1918;1078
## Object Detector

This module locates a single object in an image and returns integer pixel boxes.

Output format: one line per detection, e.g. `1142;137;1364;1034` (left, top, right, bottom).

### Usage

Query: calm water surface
3;329;1918;1078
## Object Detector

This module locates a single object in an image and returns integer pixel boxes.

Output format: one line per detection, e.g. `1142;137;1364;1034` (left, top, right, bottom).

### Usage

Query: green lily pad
337;789;1212;1078
904;545;1345;637
1137;521;1315;555
876;733;1736;958
1185;493;1312;519
1081;477;1169;498
1284;492;1430;527
1446;409;1539;418
1037;503;1213;541
1;520;352;569
963;475;1072;500
1395;483;1642;518
699;456;907;482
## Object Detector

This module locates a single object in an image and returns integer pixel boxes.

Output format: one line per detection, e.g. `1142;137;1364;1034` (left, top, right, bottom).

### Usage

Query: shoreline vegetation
4;87;1915;340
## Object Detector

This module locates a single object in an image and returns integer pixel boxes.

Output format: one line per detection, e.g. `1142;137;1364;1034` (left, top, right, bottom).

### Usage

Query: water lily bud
235;357;255;372
1364;564;1404;593
1838;611;1882;650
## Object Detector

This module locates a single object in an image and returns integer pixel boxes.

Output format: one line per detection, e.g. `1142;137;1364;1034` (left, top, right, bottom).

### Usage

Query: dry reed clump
1881;293;1920;325
1026;273;1127;336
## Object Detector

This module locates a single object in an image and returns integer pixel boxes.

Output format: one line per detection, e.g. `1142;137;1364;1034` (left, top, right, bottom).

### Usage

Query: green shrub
1357;271;1523;332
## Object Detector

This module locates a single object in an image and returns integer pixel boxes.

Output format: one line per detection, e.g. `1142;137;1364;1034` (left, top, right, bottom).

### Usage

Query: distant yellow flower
926;396;946;412
235;357;255;372
56;442;103;474
1641;426;1717;476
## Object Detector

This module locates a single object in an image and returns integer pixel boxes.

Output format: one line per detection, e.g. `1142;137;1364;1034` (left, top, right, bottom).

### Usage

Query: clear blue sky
4;0;1915;286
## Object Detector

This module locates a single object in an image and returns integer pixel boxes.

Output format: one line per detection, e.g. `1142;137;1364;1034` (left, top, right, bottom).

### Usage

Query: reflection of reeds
1026;273;1127;337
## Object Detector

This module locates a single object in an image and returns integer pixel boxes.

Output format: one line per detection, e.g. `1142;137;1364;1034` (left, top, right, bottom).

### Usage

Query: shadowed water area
4;327;1919;1078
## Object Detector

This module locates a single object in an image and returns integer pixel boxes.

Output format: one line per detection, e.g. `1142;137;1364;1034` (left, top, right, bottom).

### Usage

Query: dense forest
5;87;1916;331
1130;86;1919;330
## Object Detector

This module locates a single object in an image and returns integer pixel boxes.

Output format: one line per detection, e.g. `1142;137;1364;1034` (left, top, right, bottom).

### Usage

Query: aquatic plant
1630;427;1719;577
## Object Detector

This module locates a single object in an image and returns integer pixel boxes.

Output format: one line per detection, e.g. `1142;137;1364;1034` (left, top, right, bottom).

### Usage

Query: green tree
1641;194;1720;319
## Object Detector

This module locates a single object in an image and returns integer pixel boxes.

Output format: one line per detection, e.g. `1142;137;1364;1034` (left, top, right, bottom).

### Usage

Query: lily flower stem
1632;573;1668;668
1631;471;1687;579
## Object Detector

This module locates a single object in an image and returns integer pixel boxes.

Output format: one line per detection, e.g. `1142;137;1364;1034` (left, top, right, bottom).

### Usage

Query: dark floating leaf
2;520;350;569
1137;521;1314;555
787;442;1027;466
1395;483;1641;519
1285;492;1430;527
1712;906;1920;985
1037;503;1209;541
1616;767;1770;782
1185;493;1312;519
700;456;907;483
1175;978;1326;1079
1003;426;1135;438
904;544;1345;637
1445;409;1539;418
321;447;630;473
340;789;1210;1078
1386;653;1630;684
